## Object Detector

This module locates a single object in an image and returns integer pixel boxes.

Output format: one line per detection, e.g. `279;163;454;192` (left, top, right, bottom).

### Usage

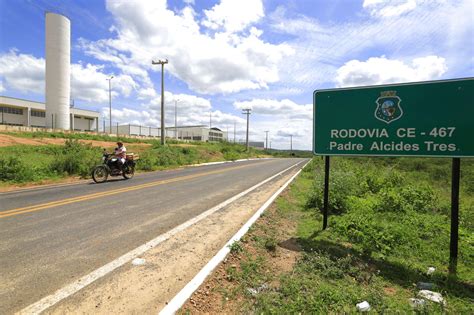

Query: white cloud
0;80;5;93
0;50;137;103
78;0;293;94
269;1;472;89
234;98;312;120
0;49;44;94
71;63;137;102
102;89;246;130
363;0;417;18
335;55;447;87
202;0;264;33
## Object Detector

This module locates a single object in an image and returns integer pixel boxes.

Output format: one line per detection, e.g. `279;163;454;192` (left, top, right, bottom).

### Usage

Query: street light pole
242;108;251;151
264;130;269;150
106;75;114;133
152;59;168;145
209;111;212;129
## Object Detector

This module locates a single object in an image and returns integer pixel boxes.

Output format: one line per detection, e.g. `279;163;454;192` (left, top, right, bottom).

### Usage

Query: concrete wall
1;96;99;131
30;116;45;127
116;125;174;138
1;112;27;126
73;117;92;131
175;127;227;142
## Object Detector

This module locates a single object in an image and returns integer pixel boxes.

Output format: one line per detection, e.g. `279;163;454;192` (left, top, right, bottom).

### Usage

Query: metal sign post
449;158;460;274
313;78;473;274
323;156;330;230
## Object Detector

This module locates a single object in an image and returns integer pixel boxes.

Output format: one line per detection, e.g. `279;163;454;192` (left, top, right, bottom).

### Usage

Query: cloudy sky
0;0;473;149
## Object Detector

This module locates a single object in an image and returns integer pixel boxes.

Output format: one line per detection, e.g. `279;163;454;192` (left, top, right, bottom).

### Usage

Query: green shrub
305;170;361;214
136;152;157;171
49;140;101;177
299;252;346;279
374;185;437;213
400;185;437;212
264;237;277;252
229;241;244;253
374;187;408;212
333;209;407;257
156;147;179;166
223;151;239;161
0;156;36;182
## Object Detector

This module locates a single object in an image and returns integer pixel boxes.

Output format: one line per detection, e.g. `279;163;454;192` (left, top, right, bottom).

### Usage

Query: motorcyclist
114;142;127;169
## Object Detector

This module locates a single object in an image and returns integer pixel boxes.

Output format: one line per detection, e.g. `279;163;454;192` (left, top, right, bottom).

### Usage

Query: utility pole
242;108;251;151
106;75;114;133
175;99;179;139
152;59;168;145
209;111;212;129
264;130;269;150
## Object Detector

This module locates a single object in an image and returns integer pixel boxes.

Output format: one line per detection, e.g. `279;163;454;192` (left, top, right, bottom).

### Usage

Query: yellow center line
0;161;272;219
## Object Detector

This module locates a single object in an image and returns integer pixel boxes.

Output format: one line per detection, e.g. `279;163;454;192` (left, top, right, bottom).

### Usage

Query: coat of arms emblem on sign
374;90;403;124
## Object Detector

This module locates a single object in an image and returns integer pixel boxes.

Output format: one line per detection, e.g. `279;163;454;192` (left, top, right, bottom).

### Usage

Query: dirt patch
170;143;198;147
180;182;302;314
46;167;302;314
383;287;398;296
0;134;151;149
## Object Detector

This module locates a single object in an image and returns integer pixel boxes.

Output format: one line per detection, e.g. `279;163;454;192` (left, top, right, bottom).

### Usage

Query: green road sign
313;78;474;157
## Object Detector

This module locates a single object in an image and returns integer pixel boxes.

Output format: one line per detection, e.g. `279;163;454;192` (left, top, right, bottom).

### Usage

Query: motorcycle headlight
102;156;106;161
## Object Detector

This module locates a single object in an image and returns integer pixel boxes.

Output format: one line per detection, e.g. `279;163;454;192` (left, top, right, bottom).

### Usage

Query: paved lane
0;158;307;313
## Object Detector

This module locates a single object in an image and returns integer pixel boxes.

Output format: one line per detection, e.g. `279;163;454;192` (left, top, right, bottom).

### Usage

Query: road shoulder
45;163;301;314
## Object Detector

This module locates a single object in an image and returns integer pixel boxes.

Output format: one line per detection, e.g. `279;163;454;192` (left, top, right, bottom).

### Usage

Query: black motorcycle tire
92;165;109;183
122;165;135;179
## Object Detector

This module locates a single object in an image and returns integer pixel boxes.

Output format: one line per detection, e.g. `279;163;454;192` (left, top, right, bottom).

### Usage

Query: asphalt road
0;158;307;314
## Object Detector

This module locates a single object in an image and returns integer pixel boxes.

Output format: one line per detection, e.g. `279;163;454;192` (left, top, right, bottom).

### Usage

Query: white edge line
19;159;307;315
187;157;272;167
159;159;311;315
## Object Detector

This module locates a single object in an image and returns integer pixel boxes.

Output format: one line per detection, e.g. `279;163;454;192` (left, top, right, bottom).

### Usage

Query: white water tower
45;12;70;130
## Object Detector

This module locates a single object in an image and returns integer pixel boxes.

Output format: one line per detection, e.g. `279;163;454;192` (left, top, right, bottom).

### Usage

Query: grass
199;157;474;313
0;130;162;144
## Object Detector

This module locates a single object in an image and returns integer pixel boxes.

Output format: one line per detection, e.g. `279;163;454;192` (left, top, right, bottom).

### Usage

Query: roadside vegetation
186;157;473;313
0;130;161;144
0;131;308;186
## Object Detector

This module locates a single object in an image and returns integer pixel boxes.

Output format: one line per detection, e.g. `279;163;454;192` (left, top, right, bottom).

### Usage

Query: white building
115;124;227;142
116;124;162;137
176;126;227;142
0;96;100;131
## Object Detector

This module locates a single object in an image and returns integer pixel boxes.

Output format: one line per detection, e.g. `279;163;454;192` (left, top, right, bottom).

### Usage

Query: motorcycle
92;150;137;183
